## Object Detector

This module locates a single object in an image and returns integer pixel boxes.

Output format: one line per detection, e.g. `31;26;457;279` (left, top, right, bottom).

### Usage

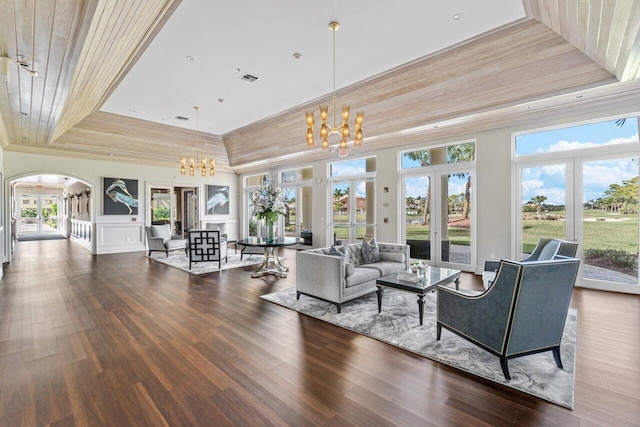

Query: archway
4;173;95;263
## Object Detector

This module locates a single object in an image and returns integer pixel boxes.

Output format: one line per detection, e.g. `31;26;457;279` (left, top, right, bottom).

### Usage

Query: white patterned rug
261;287;577;409
148;251;263;275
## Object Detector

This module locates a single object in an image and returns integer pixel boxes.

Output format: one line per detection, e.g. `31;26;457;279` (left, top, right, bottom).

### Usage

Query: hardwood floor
1;240;638;426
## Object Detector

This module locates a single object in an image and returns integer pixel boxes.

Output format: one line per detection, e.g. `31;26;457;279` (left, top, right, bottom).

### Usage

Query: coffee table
376;267;461;325
236;236;303;278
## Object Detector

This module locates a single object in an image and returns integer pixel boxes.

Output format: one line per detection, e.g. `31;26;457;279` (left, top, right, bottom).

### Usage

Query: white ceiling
100;0;526;136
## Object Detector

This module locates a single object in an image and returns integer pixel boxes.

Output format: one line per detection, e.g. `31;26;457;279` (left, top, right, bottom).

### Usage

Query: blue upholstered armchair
437;257;580;380
483;238;578;289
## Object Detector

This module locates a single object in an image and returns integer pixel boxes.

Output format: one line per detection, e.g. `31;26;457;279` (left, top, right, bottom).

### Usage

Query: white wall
3;152;238;256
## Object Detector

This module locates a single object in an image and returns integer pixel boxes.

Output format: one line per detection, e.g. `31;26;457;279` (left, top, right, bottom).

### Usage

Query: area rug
148;251;263;275
261;287;577;409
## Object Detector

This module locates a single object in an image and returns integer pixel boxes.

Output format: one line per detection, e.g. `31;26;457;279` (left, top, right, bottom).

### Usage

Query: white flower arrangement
251;181;286;223
410;260;427;273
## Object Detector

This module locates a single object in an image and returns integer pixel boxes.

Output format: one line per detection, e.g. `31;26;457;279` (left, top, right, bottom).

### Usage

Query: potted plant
251;181;286;241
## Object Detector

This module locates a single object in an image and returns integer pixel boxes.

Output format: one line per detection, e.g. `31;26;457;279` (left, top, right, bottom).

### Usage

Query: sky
518;116;639;205
329;117;639;207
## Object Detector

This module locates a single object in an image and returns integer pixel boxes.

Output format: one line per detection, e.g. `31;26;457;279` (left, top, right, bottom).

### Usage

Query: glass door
517;155;639;292
578;155;638;291
18;195;60;235
517;161;570;257
331;179;375;244
281;186;311;238
402;169;475;270
439;170;474;268
403;174;433;262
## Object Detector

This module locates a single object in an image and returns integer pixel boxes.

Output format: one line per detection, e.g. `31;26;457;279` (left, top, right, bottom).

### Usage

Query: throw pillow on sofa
361;238;380;264
328;245;355;276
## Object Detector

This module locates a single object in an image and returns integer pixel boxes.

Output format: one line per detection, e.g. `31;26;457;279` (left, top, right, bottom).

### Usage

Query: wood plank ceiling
0;0;638;175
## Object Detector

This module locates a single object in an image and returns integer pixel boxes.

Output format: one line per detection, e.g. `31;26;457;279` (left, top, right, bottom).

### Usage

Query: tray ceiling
0;0;638;173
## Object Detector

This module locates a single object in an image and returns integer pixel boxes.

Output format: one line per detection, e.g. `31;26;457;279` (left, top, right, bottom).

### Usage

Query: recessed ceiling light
186;55;195;61
130;109;136;113
20;111;28;115
453;13;462;21
292;52;302;60
218;98;225;103
575;94;584;99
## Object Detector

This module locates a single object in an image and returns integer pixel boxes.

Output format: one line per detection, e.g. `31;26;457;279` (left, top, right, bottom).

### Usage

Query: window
515;116;639;156
401;141;475;169
279;166;313;238
514;114;640;293
400;141;476;270
329;157;376;244
330;158;370;177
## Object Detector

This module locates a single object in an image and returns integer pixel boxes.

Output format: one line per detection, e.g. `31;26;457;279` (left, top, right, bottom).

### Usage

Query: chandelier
306;21;364;152
180;106;215;176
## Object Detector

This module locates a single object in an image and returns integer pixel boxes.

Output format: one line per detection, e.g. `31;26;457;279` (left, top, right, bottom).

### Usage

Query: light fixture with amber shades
305;21;364;153
180;106;215;176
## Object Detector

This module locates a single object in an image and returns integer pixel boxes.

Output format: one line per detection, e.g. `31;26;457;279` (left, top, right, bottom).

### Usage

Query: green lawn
332;210;638;256
522;213;638;254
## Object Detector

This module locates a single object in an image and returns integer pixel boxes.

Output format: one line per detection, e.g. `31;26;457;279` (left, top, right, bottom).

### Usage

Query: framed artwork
206;185;230;215
103;177;139;215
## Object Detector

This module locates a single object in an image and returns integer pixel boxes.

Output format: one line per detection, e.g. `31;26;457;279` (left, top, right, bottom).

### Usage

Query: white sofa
296;242;409;313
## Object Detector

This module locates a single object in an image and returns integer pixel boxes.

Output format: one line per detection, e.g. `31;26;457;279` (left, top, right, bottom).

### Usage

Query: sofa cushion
360;261;405;277
361;238;380;264
328;244;347;259
380;252;406;263
347;243;364;265
165;239;187;250
345;263;355;277
150;224;171;241
345;267;380;288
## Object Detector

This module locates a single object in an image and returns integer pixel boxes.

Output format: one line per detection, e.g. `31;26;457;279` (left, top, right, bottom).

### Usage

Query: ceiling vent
174;116;189;121
239;73;259;83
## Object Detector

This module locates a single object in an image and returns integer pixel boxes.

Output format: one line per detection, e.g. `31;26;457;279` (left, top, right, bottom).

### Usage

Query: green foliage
405;150;430;166
153;207;170;222
593;176;639;214
21;208;37;218
584;248;638;273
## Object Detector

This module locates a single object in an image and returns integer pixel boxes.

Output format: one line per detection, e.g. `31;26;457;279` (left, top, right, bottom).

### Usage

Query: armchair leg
436;323;442;340
500;357;511;380
166;249;169;258
148;250;152;257
336;303;342;314
552;347;563;369
296;291;301;300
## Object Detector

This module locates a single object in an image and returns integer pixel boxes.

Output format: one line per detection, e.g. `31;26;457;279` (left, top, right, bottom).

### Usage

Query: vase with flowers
251;181;286;241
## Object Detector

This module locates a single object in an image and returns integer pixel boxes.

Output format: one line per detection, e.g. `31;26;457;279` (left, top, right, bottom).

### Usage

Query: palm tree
530;195;547;220
405;150;431;224
333;188;344;201
447;143;475;219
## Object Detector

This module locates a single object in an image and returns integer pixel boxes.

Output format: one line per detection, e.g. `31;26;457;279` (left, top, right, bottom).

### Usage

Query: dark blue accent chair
437;257;580;380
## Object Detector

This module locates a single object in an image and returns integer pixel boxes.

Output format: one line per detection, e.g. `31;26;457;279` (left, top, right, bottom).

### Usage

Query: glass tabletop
377;267;461;292
236;236;304;247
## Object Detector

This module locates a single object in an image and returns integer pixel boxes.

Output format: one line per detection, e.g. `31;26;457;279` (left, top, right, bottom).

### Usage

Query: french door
281;185;312;238
402;168;475;271
516;153;639;293
331;178;375;244
18;195;61;235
